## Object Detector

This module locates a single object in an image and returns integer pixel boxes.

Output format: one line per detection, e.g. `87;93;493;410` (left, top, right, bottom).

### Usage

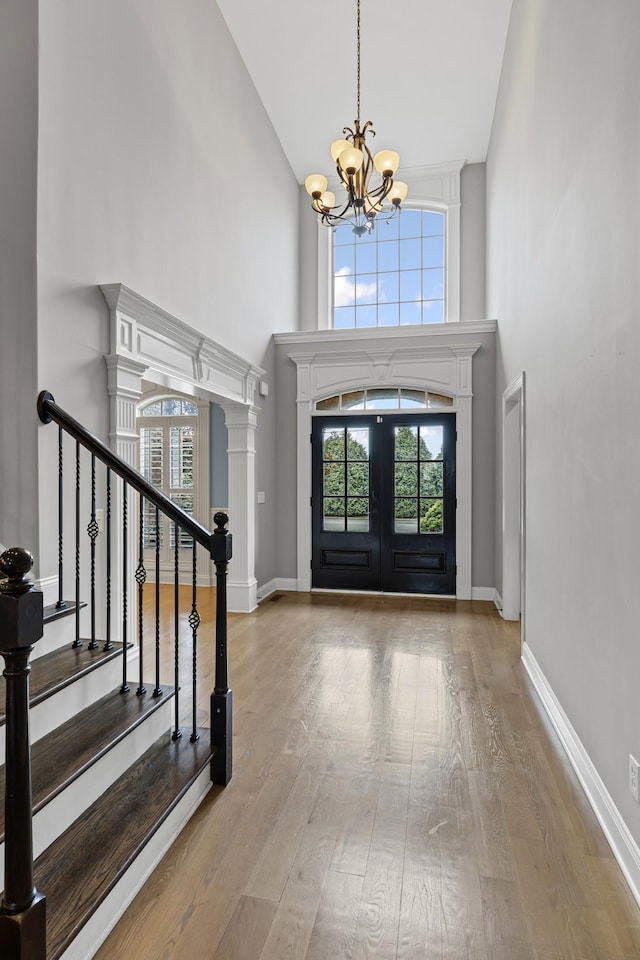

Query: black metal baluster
87;453;99;649
104;468;113;650
73;440;82;648
211;512;233;785
172;522;181;741
188;540;200;743
135;496;147;697
120;482;130;694
153;506;162;697
56;425;66;610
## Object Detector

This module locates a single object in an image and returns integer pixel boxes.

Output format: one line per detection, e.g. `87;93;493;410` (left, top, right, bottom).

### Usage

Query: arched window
136;393;210;583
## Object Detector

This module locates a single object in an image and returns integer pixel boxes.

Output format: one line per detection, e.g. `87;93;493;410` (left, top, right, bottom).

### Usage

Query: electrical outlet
96;509;105;533
630;755;639;801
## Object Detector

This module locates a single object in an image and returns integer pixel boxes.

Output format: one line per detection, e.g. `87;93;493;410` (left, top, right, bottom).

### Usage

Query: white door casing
286;340;481;598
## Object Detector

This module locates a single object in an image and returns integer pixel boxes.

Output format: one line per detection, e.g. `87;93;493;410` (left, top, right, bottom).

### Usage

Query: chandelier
304;0;408;236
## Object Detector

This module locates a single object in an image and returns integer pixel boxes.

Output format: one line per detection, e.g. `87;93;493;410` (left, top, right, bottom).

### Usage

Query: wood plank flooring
93;590;640;959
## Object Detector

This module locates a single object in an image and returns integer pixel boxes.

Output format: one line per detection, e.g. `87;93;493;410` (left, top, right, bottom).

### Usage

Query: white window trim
317;160;465;330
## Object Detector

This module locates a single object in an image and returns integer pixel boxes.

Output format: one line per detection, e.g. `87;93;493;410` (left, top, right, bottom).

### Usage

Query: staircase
0;392;233;960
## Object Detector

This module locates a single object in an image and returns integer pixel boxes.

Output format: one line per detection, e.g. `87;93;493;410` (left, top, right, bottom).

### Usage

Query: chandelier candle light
304;0;408;236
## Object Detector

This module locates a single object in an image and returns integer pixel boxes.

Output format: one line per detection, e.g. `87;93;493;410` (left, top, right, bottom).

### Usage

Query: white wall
0;0;39;551
488;0;640;837
34;0;300;584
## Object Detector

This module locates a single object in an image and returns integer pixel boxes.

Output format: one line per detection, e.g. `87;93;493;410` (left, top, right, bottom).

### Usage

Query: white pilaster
222;402;258;613
104;354;148;644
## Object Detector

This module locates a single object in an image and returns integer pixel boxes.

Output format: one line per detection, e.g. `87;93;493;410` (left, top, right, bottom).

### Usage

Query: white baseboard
494;589;504;612
522;641;640;910
471;586;499;604
257;578;298;601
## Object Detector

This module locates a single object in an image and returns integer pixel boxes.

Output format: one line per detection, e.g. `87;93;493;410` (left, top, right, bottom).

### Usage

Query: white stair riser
0;649;139;767
33;617;81;660
60;770;212;960
0;697;174;882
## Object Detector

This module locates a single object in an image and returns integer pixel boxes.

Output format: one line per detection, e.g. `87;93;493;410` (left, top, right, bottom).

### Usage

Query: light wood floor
95;590;640;959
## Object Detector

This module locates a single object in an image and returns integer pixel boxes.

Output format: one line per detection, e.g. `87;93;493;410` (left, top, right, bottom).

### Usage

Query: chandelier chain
356;0;361;122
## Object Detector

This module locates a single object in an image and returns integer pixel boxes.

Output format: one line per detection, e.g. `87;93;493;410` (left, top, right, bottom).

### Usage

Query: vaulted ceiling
217;0;513;183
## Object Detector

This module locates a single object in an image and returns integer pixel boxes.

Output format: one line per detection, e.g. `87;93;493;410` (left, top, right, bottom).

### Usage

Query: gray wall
30;0;300;586
0;0;39;552
487;0;640;836
461;163;487;323
274;329;496;588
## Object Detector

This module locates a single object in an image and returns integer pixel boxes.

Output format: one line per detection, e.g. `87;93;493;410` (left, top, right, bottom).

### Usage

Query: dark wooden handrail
37;391;219;557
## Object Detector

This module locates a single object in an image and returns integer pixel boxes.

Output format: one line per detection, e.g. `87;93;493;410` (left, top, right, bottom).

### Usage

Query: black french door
312;413;456;594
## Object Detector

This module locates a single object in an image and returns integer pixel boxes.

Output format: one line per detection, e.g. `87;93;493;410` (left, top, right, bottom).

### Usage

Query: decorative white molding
101;283;265;406
101;284;263;615
288;341;480;599
221;402;259;614
522;642;640;911
275;320;497;347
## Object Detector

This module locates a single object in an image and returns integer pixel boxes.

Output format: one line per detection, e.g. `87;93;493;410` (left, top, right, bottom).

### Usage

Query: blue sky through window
333;209;445;329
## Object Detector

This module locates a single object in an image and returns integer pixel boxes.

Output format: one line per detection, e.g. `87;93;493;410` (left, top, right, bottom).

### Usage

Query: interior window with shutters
138;400;197;557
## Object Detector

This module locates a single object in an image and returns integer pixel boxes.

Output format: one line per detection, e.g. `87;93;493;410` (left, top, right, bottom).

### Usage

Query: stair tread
0;684;175;840
0;641;124;725
33;730;214;960
43;600;87;625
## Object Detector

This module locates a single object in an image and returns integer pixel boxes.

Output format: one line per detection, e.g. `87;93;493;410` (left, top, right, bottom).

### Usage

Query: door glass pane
395;498;418;534
395;462;418;497
323;428;345;461
347;462;368;496
420;499;444;534
347;498;369;531
323;497;345;531
347;428;369;459
419;425;443;461
324;462;345;496
420;461;443;497
395;425;417;460
170;426;194;488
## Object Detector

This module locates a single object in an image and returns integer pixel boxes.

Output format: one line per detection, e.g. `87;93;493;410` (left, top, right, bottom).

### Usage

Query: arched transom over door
288;343;480;598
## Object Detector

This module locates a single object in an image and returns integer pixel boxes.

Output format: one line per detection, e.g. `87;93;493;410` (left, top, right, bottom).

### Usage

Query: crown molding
273;319;496;347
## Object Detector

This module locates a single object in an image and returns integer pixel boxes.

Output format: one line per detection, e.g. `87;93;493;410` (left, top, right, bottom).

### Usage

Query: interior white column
104;354;147;644
222;402;258;613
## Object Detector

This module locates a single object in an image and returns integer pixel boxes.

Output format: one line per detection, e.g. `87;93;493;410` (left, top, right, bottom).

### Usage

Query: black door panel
312;413;456;594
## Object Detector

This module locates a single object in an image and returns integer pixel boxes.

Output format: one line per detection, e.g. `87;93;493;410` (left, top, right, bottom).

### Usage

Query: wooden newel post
0;548;46;960
209;513;232;786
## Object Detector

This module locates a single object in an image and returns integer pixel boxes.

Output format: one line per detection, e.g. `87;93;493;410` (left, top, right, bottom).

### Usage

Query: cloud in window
334;267;379;307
